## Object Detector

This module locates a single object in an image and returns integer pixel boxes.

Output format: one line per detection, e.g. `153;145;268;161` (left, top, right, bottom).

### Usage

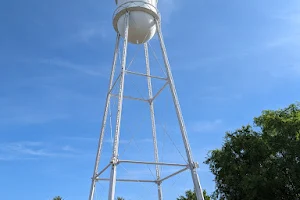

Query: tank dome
113;0;159;44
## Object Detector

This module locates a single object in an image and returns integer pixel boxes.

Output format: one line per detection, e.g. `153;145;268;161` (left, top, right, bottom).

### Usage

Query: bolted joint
189;162;199;170
91;173;99;181
110;157;119;165
148;98;153;104
166;76;171;84
155;180;162;185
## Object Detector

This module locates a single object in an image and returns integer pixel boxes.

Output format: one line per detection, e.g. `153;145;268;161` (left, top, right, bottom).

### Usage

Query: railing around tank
112;1;161;22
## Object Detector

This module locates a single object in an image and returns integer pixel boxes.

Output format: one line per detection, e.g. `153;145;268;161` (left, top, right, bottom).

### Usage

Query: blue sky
1;0;300;199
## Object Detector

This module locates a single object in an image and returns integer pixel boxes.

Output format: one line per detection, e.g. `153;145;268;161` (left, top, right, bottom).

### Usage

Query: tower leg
89;33;120;200
108;12;130;200
155;20;205;200
144;42;163;200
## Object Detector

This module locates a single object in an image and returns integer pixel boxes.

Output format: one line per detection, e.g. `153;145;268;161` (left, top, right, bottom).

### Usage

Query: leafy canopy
177;189;211;200
205;103;300;200
53;197;63;200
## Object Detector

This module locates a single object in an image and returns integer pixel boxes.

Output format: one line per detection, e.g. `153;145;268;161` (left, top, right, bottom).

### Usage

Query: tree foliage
205;103;300;200
53;197;63;200
177;189;211;200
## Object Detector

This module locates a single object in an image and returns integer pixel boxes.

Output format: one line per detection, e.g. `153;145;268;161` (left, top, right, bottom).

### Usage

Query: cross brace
95;166;189;184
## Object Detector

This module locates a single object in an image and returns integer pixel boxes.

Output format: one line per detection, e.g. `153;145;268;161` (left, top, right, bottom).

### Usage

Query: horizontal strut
96;178;156;183
119;160;187;167
111;94;149;102
159;166;189;182
151;81;169;102
126;70;167;80
96;167;189;184
95;163;112;178
108;74;121;94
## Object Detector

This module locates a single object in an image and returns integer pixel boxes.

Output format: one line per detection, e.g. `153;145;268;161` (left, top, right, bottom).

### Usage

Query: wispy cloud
73;27;106;43
62;136;153;145
266;34;300;48
269;63;300;78
62;136;98;142
0;142;53;157
0;84;104;125
0;106;69;125
193;85;243;103
0;141;78;161
159;0;179;23
189;119;223;133
39;58;106;77
272;8;300;24
173;51;249;71
263;7;300;78
62;145;76;152
267;4;300;48
71;21;109;44
105;138;153;144
198;93;243;102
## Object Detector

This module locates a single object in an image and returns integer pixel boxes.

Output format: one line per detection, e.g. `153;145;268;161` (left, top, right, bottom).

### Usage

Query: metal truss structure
88;12;204;200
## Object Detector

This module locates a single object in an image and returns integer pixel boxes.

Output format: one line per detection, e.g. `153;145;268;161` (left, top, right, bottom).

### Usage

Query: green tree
205;103;300;200
53;197;63;200
177;189;211;200
116;197;125;200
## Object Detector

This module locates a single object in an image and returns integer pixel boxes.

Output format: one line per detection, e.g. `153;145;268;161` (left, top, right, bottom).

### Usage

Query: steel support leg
144;42;163;200
108;12;130;200
88;33;120;200
155;20;205;200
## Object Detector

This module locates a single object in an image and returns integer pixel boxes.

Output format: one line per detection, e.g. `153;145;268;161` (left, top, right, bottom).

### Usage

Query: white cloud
72;21;109;43
0;141;79;161
62;136;153;144
62;136;98;142
61;136;154;149
269;63;300;78
0;85;104;125
266;34;300;48
0;101;69;125
1;112;68;125
159;0;179;23
39;58;106;77
198;94;243;102
104;138;153;144
62;145;76;152
0;142;52;157
172;52;249;71
267;3;300;49
74;26;107;43
190;119;223;133
271;6;300;24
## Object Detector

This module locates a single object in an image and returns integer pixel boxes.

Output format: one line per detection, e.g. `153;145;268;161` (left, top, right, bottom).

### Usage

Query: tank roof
115;0;159;4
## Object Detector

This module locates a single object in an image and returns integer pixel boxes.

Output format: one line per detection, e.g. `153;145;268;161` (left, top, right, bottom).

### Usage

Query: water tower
88;0;205;199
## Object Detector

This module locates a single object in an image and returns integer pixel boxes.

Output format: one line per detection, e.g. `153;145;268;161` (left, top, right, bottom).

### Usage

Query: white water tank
113;0;160;44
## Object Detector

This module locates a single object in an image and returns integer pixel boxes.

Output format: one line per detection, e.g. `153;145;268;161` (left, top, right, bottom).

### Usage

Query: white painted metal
126;70;167;80
155;19;205;200
115;0;158;5
111;93;148;102
113;0;159;44
89;1;205;199
144;42;163;199
95;163;112;178
108;12;130;200
97;178;157;183
159;167;189;182
118;160;187;167
151;81;168;103
88;34;120;200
